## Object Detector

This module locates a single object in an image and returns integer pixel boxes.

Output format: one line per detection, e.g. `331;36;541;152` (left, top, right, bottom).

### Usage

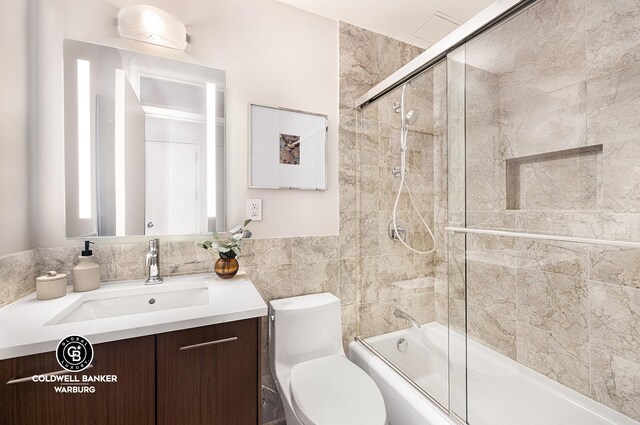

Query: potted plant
197;219;252;279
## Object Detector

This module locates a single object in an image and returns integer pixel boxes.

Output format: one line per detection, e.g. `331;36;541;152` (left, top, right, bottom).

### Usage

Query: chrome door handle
6;364;94;385
179;336;238;351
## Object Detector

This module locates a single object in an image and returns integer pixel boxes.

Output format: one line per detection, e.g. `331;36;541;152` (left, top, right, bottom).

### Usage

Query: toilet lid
290;355;387;425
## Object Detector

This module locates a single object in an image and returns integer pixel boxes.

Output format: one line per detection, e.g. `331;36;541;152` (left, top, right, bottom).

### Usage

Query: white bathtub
349;322;639;425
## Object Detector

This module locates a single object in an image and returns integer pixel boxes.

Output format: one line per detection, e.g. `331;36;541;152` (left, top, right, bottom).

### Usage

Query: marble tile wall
456;0;640;420
342;22;440;339
0;250;37;308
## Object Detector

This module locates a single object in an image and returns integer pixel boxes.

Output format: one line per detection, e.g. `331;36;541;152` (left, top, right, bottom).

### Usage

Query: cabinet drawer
156;318;260;425
0;336;155;425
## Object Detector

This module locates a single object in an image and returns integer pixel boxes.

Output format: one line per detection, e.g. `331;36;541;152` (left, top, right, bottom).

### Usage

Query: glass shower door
446;44;469;423
450;0;640;424
355;61;460;418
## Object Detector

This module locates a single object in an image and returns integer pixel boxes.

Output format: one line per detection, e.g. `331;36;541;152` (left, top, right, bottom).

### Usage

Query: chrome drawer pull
6;364;93;385
179;336;238;351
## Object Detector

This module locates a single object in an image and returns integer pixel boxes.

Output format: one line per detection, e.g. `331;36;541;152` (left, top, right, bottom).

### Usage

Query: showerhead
405;109;419;126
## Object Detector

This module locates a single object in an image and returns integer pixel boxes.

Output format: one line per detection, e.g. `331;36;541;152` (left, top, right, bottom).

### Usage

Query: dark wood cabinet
0;318;262;425
0;336;155;425
157;318;261;425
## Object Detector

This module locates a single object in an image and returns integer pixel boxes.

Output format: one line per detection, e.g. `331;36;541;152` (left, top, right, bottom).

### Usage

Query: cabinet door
156;318;260;425
0;336;155;425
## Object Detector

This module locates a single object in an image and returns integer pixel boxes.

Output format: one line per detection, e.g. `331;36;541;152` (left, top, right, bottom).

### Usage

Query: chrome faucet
394;309;421;329
145;239;163;285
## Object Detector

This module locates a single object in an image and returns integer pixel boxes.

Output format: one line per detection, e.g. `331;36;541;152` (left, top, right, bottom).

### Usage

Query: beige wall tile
517;269;589;342
163;241;213;276
467;233;518;268
466;161;506;212
516;322;590;395
290;260;340;299
513;0;585;94
599;134;640;213
466;112;503;165
516;239;588;279
589;247;640;289
241;238;292;267
291;235;339;264
338;258;359;306
586;0;640;79
514;211;600;239
338;22;379;109
0;250;37;307
245;264;292;303
513;83;587;158
587;66;640;137
467;259;516;319
468;304;516;359
590;281;640;364
591;349;640;422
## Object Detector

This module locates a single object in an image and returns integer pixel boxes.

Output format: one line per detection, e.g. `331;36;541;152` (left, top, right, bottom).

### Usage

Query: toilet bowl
269;293;387;425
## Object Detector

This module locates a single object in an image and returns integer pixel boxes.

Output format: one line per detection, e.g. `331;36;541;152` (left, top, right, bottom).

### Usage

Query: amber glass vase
214;255;239;279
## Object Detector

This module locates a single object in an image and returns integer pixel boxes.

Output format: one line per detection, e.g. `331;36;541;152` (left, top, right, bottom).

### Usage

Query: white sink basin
0;273;268;361
47;285;209;325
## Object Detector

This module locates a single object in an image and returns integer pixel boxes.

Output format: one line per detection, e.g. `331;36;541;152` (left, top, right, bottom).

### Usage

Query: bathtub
349;322;639;425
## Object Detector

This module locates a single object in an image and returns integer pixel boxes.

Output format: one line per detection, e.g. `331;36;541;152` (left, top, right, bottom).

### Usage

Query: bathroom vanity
0;274;267;425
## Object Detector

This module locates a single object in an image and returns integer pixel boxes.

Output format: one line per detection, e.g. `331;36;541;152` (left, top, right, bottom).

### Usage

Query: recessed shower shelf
505;144;603;211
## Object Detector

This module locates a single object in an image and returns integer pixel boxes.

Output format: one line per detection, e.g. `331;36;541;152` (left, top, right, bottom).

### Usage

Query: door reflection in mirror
63;39;226;238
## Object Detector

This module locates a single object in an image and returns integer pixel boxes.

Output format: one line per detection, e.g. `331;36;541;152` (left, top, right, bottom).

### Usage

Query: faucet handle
149;238;160;250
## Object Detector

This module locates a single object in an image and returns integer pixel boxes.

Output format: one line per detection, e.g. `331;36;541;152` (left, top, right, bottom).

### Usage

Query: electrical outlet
247;199;262;221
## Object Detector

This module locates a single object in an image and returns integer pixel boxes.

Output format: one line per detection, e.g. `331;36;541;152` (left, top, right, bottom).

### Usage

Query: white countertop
0;272;267;360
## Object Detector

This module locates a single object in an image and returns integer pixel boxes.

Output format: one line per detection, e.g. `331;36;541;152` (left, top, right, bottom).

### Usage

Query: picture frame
248;103;328;190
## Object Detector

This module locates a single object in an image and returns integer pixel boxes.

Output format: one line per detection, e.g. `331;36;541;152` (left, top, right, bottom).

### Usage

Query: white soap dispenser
73;240;101;292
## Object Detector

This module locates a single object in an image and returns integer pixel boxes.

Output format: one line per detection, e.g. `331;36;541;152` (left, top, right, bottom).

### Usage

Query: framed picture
248;104;328;190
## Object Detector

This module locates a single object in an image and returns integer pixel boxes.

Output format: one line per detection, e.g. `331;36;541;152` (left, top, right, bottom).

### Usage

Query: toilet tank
269;293;343;368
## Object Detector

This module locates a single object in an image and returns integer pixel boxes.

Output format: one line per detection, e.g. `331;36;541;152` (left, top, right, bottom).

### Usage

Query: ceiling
275;0;496;49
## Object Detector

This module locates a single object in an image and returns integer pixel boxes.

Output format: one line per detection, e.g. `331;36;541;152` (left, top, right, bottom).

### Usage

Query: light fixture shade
117;5;188;51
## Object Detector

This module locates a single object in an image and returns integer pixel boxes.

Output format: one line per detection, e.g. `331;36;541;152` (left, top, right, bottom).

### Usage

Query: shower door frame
354;0;537;109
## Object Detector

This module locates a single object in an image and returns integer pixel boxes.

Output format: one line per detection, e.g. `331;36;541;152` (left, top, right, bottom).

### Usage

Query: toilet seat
290;355;387;425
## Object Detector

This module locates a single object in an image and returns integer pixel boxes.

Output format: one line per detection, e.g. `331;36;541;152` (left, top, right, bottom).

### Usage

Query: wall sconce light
117;5;188;51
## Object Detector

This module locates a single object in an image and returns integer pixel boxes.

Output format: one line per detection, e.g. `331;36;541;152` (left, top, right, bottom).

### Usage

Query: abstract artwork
279;134;301;165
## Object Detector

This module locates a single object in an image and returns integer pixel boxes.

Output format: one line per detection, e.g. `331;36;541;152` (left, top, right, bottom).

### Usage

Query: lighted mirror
63;39;225;238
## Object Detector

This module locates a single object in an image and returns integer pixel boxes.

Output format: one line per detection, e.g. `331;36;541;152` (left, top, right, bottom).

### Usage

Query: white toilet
269;293;387;425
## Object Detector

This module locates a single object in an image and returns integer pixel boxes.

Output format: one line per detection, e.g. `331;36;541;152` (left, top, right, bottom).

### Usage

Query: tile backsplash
0;250;37;308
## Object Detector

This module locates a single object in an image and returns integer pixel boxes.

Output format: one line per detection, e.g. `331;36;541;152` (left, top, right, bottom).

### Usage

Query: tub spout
394;309;421;329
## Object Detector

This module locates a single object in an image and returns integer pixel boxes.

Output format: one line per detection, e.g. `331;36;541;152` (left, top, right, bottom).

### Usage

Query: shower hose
391;83;436;255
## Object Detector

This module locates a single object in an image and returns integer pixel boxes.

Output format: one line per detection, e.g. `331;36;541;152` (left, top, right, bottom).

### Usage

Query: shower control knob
389;221;407;242
392;166;408;177
147;222;154;228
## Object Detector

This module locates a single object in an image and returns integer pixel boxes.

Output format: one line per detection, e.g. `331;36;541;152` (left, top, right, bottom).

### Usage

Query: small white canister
36;271;68;300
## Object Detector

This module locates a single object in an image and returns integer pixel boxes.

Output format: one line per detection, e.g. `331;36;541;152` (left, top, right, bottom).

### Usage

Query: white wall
35;0;339;248
0;0;33;256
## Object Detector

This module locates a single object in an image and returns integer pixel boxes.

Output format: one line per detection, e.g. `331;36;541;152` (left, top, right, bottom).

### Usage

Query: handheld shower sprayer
405;109;419;126
391;82;436;255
